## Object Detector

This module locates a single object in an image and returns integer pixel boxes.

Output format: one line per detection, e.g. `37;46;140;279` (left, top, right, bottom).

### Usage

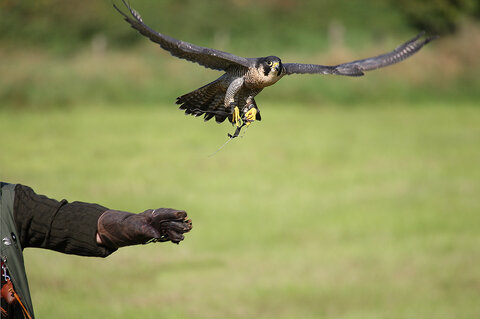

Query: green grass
1;102;479;318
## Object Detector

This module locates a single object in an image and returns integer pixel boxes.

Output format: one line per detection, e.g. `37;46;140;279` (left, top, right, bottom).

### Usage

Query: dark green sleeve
13;184;117;257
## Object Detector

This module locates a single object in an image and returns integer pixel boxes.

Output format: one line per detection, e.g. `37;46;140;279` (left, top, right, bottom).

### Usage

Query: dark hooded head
257;56;283;77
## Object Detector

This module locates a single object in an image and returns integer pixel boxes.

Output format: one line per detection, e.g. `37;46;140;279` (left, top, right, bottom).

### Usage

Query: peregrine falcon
115;1;436;138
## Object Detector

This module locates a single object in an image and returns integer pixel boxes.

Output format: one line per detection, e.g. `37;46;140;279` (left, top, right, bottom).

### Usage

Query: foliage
0;0;413;53
1;0;478;53
392;0;480;34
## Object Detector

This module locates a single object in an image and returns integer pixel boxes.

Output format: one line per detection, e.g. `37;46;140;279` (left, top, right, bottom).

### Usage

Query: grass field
1;102;479;318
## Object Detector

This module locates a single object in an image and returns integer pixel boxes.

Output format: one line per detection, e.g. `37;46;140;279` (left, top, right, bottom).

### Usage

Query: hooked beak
272;61;280;71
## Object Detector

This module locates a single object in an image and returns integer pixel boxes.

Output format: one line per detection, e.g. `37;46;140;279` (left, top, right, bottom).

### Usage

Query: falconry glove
97;208;192;249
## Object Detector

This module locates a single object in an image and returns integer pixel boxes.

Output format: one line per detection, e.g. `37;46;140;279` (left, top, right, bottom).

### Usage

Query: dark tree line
0;0;478;51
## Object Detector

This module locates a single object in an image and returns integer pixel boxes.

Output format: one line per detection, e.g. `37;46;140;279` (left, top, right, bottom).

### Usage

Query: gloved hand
97;208;192;249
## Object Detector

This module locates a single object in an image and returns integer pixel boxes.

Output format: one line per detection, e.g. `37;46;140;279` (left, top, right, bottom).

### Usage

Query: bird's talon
232;106;241;127
244;108;257;122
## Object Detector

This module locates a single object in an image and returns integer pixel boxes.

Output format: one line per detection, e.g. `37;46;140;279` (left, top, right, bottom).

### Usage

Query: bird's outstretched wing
114;0;251;71
284;32;437;77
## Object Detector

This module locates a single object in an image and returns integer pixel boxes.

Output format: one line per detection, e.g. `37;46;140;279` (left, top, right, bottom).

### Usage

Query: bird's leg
226;103;256;139
241;102;257;126
226;102;244;138
225;77;244;128
230;103;241;127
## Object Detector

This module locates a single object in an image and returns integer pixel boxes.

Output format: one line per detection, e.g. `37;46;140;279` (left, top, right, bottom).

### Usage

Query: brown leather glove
97;208;192;249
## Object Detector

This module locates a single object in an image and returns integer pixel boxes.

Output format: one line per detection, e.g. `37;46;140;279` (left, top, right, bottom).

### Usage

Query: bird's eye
267;61;273;66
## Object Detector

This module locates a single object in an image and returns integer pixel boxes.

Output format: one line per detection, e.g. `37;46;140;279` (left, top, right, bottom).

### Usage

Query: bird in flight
115;1;436;138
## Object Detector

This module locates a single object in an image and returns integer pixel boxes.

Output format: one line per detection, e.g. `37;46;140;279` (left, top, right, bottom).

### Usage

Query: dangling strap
7;279;33;319
1;260;33;319
227;122;246;139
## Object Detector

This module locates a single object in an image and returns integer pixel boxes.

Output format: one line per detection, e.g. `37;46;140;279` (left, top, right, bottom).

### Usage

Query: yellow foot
244;108;257;126
232;106;241;127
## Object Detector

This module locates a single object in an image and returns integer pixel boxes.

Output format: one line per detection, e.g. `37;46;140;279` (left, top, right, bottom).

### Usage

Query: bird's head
258;56;283;78
255;56;284;86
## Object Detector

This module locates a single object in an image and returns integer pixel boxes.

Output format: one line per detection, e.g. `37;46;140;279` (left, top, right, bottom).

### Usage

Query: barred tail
176;80;230;123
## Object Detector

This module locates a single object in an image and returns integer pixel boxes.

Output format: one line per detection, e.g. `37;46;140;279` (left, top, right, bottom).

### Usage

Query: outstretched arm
13;184;192;257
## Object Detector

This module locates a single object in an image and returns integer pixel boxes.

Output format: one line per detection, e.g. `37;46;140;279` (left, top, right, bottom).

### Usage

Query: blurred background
1;0;479;318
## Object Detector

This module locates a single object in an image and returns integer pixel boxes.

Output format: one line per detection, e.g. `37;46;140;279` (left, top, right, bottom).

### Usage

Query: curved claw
244;108;257;126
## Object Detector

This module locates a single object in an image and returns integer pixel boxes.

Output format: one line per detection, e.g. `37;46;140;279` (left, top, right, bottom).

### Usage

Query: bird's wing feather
284;32;437;77
114;0;251;71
